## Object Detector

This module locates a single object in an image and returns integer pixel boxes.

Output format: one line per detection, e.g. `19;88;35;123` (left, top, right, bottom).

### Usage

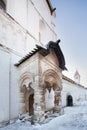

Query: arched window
0;0;6;11
39;19;46;44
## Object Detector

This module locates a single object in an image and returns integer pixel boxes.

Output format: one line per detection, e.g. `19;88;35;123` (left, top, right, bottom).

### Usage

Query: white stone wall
6;0;57;45
0;10;36;55
61;79;87;107
0;46;21;122
10;53;20;119
7;0;56;30
0;0;57;123
0;47;10;123
7;0;27;29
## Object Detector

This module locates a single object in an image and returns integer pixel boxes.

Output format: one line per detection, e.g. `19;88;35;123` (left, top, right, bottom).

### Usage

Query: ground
0;101;87;130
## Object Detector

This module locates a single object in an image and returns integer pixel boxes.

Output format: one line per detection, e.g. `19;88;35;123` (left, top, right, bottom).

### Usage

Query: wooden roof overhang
15;40;67;71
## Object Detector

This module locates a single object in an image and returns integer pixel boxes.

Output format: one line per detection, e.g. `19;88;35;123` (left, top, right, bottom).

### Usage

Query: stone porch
15;40;66;122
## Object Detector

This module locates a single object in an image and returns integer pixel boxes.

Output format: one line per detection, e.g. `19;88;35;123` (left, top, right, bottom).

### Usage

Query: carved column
32;76;45;121
54;89;61;112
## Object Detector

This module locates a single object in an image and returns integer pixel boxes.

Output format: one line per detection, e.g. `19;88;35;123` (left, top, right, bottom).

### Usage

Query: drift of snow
0;101;87;130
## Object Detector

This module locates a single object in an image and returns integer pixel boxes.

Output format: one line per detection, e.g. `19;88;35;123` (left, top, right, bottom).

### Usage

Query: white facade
6;0;57;45
0;0;57;123
61;76;87;107
0;0;87;124
0;48;10;123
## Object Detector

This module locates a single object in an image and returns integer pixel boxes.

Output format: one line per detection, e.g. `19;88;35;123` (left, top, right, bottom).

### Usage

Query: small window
0;0;6;11
39;19;46;44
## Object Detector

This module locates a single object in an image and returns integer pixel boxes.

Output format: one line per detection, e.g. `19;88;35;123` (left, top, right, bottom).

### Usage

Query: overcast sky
51;0;87;87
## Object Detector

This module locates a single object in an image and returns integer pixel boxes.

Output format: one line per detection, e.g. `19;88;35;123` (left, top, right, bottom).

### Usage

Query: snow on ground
0;101;87;130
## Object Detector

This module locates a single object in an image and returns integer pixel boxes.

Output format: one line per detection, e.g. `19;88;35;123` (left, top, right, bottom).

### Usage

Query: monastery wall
0;0;57;122
6;0;57;45
0;46;20;122
62;78;87;107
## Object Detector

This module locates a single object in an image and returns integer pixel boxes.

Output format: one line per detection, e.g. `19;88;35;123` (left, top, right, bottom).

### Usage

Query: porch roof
15;40;67;70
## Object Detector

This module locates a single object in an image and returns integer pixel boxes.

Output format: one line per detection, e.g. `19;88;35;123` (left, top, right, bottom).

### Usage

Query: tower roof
74;70;80;77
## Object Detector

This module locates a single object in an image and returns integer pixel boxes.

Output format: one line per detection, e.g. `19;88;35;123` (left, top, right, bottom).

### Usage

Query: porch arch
42;69;62;111
19;72;34;113
42;69;61;90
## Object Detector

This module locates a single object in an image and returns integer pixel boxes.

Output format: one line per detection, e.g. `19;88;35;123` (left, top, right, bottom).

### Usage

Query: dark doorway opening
67;95;73;106
29;94;34;116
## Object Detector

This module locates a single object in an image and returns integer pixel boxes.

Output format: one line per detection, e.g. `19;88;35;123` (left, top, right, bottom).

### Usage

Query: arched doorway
67;95;73;106
19;73;34;114
42;69;61;111
29;94;34;116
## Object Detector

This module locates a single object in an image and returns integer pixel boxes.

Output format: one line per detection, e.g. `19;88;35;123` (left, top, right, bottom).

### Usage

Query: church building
0;0;87;124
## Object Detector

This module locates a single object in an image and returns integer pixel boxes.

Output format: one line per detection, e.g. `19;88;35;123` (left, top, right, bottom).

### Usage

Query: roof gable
15;40;67;70
46;40;67;70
